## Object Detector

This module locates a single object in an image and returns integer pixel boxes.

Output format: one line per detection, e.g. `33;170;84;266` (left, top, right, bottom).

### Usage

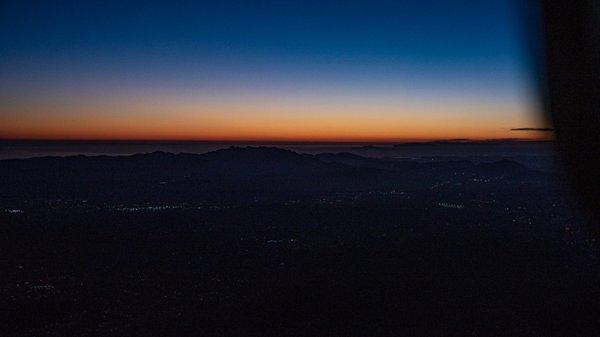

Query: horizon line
0;137;553;144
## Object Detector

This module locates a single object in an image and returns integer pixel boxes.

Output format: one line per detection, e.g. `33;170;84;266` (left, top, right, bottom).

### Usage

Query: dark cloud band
510;128;554;132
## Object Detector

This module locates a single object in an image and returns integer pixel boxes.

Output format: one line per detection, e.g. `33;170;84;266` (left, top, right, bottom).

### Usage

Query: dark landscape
1;145;598;336
3;1;598;335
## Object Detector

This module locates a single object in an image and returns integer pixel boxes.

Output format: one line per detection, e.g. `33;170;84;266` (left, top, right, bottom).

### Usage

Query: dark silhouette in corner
540;0;600;222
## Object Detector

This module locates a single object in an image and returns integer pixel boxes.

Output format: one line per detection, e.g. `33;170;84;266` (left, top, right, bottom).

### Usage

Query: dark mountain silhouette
314;152;407;170
0;146;538;203
476;159;530;175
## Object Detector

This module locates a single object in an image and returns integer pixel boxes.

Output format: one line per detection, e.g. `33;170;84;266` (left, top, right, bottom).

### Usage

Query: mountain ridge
0;146;537;203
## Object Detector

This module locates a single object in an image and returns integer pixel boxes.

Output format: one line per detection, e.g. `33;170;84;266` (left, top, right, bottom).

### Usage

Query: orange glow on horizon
0;121;552;142
0;95;552;142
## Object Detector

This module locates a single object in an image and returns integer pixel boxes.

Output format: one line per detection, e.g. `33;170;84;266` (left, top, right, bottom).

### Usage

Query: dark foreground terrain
1;147;598;336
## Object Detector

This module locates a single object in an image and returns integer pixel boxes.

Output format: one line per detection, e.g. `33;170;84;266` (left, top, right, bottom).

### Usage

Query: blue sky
0;0;545;141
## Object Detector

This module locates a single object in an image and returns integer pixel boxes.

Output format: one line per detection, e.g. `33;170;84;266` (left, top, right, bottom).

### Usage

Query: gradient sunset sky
0;0;548;142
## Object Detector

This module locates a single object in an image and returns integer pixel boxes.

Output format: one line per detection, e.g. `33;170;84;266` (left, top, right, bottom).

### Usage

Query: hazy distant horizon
0;138;556;166
0;137;553;143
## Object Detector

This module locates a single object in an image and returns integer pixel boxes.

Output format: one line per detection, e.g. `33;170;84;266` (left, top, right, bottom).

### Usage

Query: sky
0;0;549;142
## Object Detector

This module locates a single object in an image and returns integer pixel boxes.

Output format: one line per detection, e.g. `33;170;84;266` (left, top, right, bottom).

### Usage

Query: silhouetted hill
0;146;540;203
476;159;530;175
314;152;405;170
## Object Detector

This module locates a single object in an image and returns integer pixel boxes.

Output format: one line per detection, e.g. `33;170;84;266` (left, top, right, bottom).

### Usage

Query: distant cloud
510;127;554;132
